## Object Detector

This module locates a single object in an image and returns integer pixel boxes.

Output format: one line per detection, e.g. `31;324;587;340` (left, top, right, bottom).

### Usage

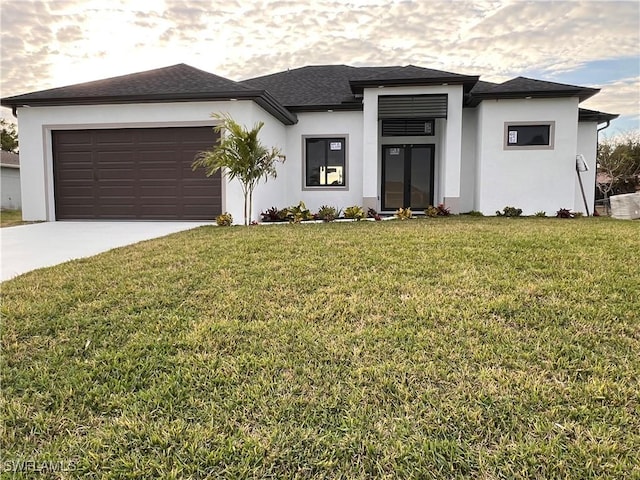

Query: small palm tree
193;113;283;225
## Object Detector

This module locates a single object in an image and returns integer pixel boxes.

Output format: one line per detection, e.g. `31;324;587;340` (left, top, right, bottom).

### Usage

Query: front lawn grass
2;217;639;479
0;209;23;227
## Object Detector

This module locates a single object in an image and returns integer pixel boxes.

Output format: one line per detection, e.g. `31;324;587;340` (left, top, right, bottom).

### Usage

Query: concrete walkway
1;221;213;282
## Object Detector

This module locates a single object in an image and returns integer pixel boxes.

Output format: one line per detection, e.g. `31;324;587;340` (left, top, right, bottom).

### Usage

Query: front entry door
382;144;434;210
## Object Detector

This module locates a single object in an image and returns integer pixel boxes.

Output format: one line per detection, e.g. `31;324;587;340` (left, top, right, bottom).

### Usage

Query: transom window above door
304;137;347;188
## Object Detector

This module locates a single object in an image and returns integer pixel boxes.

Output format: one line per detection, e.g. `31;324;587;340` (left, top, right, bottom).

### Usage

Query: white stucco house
1;63;617;222
1;150;21;210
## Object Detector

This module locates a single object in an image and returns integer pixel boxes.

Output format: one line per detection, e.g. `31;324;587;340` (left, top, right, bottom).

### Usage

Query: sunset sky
1;0;638;133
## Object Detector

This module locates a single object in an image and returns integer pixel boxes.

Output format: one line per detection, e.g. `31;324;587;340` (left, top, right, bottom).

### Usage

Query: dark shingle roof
358;65;469;81
469;80;500;94
3;64;252;103
470;76;599;102
1;64;297;125
578;108;619;123
1;63;612;122
240;65;393;109
349;65;479;92
241;64;479;110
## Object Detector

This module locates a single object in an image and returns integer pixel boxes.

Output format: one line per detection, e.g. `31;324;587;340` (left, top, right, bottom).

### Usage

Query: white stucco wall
219;102;288;223
362;84;464;212
15;100;286;223
16;93;597;222
460;108;478;213
575;121;598;214
283;111;364;212
475;97;580;215
1;166;21;209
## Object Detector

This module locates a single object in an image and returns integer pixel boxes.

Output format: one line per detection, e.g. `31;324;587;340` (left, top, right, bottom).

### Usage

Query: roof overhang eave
470;88;600;103
287;103;363;113
1;90;298;125
349;76;480;94
578;109;619;124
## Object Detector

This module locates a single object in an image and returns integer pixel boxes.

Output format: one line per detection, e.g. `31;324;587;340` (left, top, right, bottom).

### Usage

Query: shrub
556;208;574;218
216;212;233;226
261;206;287;222
395;207;413;220
534;211;546;217
436;203;451;216
496;206;523;217
425;206;439;217
425;204;451;217
344;205;365;220
317;205;340;222
367;208;382;221
287;201;314;223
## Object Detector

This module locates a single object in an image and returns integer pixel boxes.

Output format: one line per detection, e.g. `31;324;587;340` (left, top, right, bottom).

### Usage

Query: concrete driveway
1;221;213;282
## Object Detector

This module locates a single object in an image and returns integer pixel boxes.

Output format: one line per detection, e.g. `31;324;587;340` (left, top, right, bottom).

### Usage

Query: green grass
2;217;639;479
0;209;23;228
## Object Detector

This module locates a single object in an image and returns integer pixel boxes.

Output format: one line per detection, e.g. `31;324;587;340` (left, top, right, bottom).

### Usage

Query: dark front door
382;144;434;210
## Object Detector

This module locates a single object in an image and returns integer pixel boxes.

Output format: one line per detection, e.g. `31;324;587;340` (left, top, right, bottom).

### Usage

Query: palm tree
193;113;283;225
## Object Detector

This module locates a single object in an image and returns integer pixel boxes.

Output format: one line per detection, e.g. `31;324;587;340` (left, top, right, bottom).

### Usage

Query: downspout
576;154;590;216
595;120;612;215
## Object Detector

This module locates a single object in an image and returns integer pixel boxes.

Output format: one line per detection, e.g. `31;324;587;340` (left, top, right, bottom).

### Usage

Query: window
304;137;346;188
382;119;435;137
504;122;555;150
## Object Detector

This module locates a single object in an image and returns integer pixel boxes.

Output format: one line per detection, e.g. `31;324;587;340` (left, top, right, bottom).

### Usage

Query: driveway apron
0;221;212;282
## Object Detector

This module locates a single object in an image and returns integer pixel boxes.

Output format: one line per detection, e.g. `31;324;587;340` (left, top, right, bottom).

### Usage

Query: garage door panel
55;132;93;146
53;127;220;220
59;186;94;198
61;196;95;206
96;151;134;162
182;184;220;196
95;130;135;145
58;169;94;181
140;206;180;216
138;150;180;161
97;184;136;195
140;199;182;207
140;185;178;196
98;169;136;180
182;206;221;219
139;168;178;178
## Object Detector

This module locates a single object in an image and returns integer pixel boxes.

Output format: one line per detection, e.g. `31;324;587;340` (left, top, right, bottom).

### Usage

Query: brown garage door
52;127;221;220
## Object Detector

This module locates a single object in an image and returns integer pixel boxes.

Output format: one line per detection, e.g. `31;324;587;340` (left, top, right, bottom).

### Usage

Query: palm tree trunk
243;187;248;226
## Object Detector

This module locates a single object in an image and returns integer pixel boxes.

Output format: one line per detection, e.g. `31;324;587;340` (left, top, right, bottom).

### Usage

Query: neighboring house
1;150;21;210
0;63;618;222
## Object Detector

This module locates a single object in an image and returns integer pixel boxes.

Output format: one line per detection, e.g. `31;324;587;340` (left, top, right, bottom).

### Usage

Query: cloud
55;24;83;43
582;76;640;122
1;0;639;127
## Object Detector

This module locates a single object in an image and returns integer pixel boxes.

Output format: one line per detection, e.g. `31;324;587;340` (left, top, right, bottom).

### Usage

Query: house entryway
382;144;434;210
